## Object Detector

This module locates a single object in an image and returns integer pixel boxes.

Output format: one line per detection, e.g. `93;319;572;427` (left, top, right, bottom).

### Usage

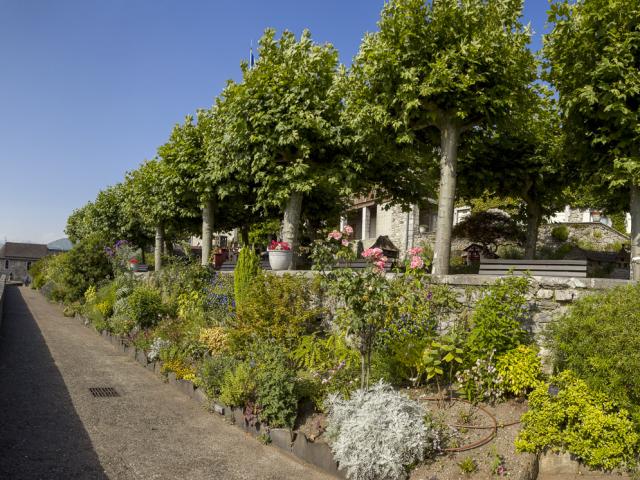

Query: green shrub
127;284;164;328
466;275;530;361
548;283;640;420
197;353;238;399
219;361;256;408
233;247;260;312
496;345;543;397
551;225;569;242
230;272;319;350
256;345;299;428
516;371;638;470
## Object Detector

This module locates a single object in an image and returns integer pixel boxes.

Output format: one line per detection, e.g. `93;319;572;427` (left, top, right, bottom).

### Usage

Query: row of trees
67;0;640;279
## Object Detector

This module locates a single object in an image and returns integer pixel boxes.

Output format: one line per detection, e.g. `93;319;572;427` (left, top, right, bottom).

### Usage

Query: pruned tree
545;0;640;279
216;29;353;269
345;0;536;274
459;91;566;259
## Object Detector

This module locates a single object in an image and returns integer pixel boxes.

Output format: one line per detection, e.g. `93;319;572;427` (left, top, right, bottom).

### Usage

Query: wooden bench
479;259;588;278
217;259;394;272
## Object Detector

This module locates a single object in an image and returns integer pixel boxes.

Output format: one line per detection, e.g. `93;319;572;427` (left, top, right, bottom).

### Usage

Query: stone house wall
538;222;629;251
0;258;32;281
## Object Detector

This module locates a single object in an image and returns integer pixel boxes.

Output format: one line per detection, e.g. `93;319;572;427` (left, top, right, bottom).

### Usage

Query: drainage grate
89;387;120;398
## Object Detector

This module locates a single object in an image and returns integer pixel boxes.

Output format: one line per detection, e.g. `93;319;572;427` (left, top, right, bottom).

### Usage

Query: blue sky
0;0;550;244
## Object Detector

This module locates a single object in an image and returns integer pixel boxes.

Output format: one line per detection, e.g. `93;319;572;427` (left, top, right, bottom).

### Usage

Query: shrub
516;371;638;470
126;284;164;328
230;272;319;350
219;361;256;408
548;283;640;420
233;247;260;312
256;345;298;428
496;345;543;397
551;225;569;242
456;351;505;403
198;327;229;354
197;353;237;399
325;382;445;480
466;275;530;361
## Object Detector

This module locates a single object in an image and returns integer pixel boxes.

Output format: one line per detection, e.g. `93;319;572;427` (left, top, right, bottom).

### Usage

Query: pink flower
362;247;383;259
343;225;354;236
409;247;424;256
410;255;424;269
327;230;342;241
269;240;291;251
374;259;386;270
341;239;349;247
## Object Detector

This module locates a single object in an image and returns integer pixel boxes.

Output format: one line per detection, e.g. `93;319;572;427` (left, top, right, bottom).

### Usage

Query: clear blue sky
0;0;549;244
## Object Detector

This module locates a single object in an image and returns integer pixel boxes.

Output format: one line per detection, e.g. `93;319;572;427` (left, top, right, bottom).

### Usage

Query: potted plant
128;258;139;271
268;240;292;270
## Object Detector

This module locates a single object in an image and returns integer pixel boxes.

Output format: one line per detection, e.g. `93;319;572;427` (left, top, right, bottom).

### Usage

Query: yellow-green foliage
220;362;256;407
231;272;320;350
198;327;229;354
496;345;543;397
516;371;638;470
161;358;196;382
233;248;260;312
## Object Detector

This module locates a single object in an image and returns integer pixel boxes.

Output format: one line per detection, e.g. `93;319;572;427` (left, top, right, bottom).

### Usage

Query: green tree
459;93;566;258
345;0;536;274
218;29;353;269
545;0;640;279
123;159;198;271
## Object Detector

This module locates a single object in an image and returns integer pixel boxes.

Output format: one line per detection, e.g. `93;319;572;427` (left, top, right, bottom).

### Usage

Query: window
418;203;438;233
4;260;8;269
27;261;31;270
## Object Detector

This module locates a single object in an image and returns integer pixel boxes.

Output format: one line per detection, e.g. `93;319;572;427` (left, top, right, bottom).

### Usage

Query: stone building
0;243;51;281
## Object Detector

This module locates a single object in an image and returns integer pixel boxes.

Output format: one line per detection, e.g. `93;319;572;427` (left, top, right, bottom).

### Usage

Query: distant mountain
48;238;73;251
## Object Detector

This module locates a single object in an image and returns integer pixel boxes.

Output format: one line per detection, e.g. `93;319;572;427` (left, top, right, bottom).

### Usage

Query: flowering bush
406;246;431;272
105;239;139;273
148;337;171;361
268;240;291;251
311;225;356;271
325;382;445;480
456;350;505;403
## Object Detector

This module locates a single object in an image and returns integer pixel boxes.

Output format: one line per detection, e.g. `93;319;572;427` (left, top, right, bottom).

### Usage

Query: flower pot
268;250;292;270
214;252;225;269
418;225;428;234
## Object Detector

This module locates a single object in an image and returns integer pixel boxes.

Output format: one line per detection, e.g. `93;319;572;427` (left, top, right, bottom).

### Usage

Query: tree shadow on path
0;286;107;479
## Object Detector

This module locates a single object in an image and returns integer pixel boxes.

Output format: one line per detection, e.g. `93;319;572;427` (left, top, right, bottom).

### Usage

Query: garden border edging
71;310;345;479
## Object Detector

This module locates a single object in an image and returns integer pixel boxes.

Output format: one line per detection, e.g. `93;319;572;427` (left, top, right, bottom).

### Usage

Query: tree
545;0;640;279
217;29;353;269
345;0;536;274
452;210;525;254
123;159;198;271
459;92;566;258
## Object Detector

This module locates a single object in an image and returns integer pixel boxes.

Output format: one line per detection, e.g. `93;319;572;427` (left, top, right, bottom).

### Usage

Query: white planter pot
268;250;292;271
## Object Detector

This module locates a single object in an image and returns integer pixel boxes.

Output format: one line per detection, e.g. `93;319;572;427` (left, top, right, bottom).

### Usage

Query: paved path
0;286;333;480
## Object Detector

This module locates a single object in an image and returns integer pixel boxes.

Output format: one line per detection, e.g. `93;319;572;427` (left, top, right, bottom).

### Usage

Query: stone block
167;371;177;385
154;361;164;376
269;428;292;452
146;361;156;373
554;289;576;302
193;388;210;408
539;452;578;476
292;433;345;479
135;349;148;366
176;378;195;398
536;289;554;300
212;402;225;415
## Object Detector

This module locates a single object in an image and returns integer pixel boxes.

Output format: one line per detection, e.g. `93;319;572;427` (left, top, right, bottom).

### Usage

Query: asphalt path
0;286;332;480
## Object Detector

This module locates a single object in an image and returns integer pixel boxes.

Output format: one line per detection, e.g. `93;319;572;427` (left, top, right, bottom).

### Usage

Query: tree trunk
140;248;146;264
282;191;303;270
241;226;249;246
155;223;164;272
433;120;461;275
524;200;542;260
201;199;214;267
631;183;640;281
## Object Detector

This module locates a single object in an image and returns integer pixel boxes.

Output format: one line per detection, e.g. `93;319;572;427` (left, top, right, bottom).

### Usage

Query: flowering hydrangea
343;225;354;236
328;230;343;241
362;247;388;272
410;256;424;269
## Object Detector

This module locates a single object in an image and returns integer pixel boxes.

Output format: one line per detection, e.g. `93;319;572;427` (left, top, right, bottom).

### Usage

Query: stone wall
538;222;629;251
0;259;31;282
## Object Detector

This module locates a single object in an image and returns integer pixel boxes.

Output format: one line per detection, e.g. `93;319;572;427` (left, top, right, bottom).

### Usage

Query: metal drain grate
89;387;120;398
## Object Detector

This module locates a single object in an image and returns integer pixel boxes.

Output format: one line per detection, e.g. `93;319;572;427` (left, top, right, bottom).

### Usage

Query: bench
217;259;394;272
479;259;588;278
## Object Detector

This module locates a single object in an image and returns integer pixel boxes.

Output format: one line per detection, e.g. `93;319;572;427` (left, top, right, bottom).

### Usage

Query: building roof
0;242;50;260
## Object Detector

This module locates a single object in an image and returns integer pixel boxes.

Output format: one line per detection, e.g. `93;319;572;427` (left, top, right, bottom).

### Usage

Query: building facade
0;243;51;281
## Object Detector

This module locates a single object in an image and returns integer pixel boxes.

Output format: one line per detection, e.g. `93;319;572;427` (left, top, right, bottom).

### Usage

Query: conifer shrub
233;247;260;312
